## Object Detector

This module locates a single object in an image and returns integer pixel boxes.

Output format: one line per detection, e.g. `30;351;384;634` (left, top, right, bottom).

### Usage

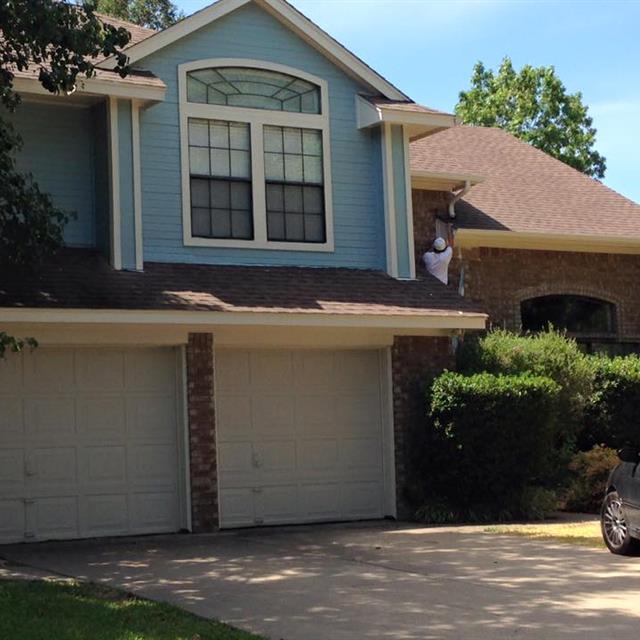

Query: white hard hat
433;237;447;252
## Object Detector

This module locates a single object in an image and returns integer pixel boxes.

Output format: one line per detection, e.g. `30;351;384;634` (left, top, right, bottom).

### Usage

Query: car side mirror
618;446;640;463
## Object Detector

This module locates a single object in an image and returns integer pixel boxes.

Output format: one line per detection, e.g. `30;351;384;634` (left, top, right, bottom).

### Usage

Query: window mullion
251;121;267;243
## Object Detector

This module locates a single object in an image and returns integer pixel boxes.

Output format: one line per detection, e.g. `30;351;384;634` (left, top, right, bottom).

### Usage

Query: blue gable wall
138;2;386;268
9;102;97;247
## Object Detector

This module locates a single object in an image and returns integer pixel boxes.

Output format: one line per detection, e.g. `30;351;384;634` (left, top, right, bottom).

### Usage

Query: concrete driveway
2;521;640;639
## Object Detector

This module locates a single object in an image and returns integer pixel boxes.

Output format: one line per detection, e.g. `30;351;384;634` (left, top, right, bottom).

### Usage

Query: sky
177;0;640;203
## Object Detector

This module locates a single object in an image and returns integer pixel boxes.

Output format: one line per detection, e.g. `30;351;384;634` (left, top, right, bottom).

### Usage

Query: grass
0;579;264;640
483;520;605;548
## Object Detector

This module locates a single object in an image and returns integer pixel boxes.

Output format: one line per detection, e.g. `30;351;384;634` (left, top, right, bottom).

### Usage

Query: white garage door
0;347;182;543
216;349;386;528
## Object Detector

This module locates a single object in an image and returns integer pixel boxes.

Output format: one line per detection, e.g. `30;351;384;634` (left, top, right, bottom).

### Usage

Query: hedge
415;371;561;522
581;355;640;449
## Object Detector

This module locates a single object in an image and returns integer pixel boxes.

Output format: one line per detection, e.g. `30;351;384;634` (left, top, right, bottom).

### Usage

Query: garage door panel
0;500;25;542
300;483;341;519
24;397;76;439
77;396;127;439
298;439;339;472
31;447;77;489
256;485;299;524
218;488;254;527
0;347;181;543
83;495;129;537
0;398;23;443
125;350;176;392
340;482;383;518
250;352;293;390
252;395;295;435
294;396;336;434
217;348;385;528
334;351;380;391
292;352;334;390
129;492;178;533
254;440;296;475
0;352;23;391
128;444;177;488
340;438;383;474
217;395;252;437
126;396;176;441
76;350;125;391
23;349;75;391
31;496;79;540
0;449;25;494
84;446;127;486
218;441;254;486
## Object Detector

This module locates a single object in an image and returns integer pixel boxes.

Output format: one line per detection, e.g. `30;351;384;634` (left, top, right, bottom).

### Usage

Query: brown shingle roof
411;126;640;237
0;250;484;320
96;13;157;47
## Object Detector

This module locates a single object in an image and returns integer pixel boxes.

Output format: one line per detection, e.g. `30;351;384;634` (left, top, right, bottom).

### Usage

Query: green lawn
483;520;605;549
0;579;264;640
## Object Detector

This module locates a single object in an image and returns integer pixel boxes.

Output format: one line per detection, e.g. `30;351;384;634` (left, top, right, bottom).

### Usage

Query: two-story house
0;0;485;543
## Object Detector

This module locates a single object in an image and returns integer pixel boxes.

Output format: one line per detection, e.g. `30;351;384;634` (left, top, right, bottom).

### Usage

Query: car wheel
601;491;638;555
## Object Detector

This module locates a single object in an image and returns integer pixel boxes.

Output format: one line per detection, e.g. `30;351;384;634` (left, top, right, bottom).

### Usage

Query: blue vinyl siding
92;101;110;254
138;2;385;268
117;100;137;269
391;125;411;278
9;102;96;247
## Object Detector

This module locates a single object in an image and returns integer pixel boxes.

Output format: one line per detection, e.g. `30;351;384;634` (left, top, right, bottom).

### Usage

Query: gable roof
98;0;410;101
411;126;640;242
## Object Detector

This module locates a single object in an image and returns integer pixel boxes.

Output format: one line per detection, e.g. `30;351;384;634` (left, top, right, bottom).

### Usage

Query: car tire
601;491;639;555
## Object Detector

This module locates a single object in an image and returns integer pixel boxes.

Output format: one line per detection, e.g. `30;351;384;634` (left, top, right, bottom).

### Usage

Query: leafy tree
456;57;606;179
0;0;131;355
95;0;184;29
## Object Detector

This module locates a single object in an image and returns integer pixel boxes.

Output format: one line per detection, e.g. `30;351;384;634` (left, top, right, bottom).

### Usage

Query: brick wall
412;188;640;342
458;247;640;340
391;336;455;518
186;332;218;532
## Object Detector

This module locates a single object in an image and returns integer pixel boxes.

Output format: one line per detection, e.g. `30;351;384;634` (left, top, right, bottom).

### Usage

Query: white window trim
178;58;334;252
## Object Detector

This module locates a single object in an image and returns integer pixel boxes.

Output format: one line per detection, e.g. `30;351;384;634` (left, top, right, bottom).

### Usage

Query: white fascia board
0;307;487;330
356;95;456;135
13;76;165;104
98;0;408;100
411;170;485;190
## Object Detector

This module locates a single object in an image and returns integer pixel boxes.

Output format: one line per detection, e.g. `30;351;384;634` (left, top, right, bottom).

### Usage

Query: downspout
448;179;472;219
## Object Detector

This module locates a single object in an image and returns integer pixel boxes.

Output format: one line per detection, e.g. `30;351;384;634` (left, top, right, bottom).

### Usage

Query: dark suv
601;446;640;555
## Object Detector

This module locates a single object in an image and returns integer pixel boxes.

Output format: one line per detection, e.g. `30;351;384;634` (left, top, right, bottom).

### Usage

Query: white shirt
423;246;453;284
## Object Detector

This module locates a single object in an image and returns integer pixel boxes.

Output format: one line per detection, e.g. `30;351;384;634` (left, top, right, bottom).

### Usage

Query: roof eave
456;228;640;255
13;75;166;105
411;169;485;192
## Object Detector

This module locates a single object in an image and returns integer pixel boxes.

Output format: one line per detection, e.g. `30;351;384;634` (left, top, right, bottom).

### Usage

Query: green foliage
581;355;640;449
456;57;606;179
415;372;561;523
458;328;593;441
0;332;38;359
96;0;184;29
563;445;619;513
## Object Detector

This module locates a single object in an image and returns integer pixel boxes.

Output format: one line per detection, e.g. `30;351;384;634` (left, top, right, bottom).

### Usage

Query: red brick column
391;336;455;518
186;333;218;532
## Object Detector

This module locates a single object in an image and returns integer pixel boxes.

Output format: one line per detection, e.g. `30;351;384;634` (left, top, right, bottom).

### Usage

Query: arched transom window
520;295;616;336
179;61;332;250
187;67;321;114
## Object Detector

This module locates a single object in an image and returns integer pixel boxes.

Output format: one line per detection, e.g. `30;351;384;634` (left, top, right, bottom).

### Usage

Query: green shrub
563;445;619;513
415;372;561;522
458;329;593;437
582;355;640;449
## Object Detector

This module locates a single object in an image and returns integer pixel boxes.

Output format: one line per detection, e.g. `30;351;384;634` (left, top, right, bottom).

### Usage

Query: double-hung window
180;60;333;250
